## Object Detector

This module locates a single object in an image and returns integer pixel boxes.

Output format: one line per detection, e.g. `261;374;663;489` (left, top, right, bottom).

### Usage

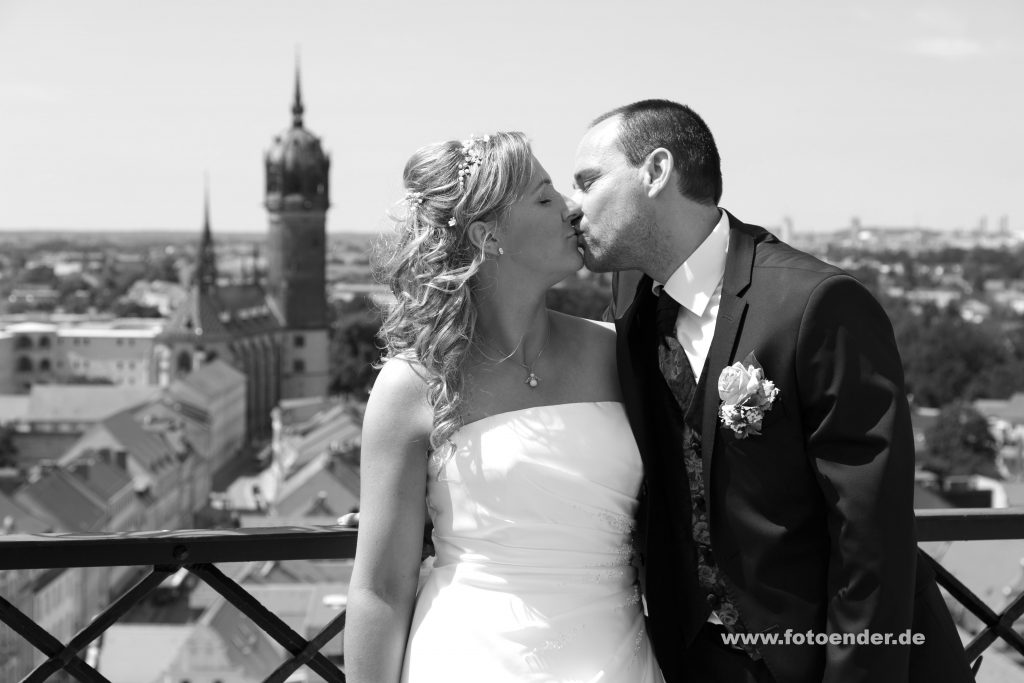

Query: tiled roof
25;385;158;423
280;403;361;474
0;489;50;534
101;409;179;474
67;456;132;501
161;284;282;340
177;358;246;401
161;289;230;339
14;469;106;532
276;453;359;519
277;395;337;426
202;597;282;677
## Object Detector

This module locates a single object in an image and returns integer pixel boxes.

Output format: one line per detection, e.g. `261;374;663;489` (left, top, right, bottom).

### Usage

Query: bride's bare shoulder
550;311;617;365
364;356;432;433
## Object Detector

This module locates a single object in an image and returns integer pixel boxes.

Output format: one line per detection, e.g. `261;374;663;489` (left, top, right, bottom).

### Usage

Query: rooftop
23;384;159;424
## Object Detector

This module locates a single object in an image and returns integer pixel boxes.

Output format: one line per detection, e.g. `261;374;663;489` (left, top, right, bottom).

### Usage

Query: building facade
0;319;160;393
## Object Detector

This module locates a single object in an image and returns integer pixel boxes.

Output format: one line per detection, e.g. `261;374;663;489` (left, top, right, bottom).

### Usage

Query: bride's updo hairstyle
376;132;533;452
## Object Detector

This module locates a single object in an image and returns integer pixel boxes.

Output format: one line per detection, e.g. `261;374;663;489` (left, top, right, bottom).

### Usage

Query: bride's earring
497;247;505;256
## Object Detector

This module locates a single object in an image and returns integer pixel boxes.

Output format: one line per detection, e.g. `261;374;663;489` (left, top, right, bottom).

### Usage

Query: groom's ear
642;148;674;199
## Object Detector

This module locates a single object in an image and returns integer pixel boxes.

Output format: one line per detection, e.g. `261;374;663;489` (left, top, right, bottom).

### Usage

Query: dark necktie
656;291;697;410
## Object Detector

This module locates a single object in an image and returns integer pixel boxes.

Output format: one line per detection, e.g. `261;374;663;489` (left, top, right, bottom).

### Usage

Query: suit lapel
699;213;758;495
615;273;657;464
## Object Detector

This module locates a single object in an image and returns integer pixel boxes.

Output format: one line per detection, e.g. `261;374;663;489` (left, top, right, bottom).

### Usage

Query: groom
572;100;974;683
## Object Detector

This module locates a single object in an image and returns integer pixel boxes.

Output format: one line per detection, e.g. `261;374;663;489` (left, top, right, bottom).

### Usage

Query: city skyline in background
1;0;1022;234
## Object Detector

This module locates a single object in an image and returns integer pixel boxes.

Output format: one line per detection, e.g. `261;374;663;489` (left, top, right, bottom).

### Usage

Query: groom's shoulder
739;221;845;286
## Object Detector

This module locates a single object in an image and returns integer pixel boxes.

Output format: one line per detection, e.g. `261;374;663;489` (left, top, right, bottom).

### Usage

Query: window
38;337;51;349
293;359;306;373
15;336;31;350
39;359;51;372
294;335;305;348
16;356;32;373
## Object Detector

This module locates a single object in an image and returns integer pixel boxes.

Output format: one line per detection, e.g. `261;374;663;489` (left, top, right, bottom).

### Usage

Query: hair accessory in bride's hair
456;134;491;192
405;190;425;206
448;134;491;228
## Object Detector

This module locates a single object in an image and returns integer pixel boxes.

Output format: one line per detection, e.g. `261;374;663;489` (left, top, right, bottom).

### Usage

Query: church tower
264;60;331;399
194;180;218;293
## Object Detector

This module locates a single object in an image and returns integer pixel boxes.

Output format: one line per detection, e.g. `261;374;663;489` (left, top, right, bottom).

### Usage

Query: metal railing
2;509;1024;682
0;526;357;683
917;508;1024;670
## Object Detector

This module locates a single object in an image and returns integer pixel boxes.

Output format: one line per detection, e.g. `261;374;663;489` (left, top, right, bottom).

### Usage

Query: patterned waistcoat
655;291;760;659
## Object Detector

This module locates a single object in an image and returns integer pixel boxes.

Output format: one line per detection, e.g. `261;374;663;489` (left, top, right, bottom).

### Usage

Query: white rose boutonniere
717;353;780;439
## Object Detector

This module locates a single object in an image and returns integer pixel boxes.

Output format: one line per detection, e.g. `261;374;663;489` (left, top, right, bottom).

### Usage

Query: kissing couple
345;100;975;682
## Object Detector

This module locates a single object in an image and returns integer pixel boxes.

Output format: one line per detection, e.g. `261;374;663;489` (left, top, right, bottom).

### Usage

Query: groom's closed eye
573;170;598;192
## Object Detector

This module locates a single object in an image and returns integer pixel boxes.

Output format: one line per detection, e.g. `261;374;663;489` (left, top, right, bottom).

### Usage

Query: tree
893;308;1008;407
112;299;162;318
922;401;999;479
329;297;384;399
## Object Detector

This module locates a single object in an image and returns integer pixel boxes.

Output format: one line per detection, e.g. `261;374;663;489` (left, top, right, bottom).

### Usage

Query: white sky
1;0;1022;234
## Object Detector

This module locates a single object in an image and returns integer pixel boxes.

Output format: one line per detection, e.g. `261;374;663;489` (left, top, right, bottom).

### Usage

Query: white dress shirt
653;210;730;381
654;210;730;627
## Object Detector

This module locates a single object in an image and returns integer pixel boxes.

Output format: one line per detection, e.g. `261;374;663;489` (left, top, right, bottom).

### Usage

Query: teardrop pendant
526;373;540;388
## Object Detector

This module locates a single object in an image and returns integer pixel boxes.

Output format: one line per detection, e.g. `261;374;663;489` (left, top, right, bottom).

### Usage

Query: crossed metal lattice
0;561;346;683
0;526;357;683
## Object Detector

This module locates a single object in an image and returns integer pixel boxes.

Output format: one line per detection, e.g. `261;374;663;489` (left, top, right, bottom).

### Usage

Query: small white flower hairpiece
456;134;490;192
405;190;425;206
448;134;491;228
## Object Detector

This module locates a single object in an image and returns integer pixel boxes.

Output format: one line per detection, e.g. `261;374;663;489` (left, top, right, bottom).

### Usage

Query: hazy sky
1;0;1021;234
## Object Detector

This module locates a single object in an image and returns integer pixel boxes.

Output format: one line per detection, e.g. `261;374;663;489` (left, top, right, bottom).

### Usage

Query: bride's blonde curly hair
375;131;534;452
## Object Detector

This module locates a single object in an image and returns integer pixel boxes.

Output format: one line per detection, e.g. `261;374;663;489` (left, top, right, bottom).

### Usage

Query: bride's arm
345;359;432;683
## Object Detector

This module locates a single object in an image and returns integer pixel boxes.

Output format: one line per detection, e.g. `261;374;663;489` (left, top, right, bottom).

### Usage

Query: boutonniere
717;353;780;439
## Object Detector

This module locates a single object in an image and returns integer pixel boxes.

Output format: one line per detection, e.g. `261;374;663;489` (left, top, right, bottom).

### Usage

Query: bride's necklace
476;327;550;389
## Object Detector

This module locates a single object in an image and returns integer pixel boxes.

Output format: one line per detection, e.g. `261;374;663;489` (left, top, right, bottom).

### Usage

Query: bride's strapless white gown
401;401;665;683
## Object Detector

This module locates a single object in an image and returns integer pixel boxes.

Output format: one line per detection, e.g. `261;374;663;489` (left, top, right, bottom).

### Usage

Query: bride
344;132;664;683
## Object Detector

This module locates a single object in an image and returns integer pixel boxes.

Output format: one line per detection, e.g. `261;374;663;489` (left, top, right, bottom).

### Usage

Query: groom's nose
563;195;582;224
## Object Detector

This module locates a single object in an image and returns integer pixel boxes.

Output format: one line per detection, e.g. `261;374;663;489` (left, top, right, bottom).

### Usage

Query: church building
155;65;331;440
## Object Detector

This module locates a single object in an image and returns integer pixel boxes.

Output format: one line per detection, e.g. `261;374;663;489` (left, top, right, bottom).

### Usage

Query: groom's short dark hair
592;99;722;205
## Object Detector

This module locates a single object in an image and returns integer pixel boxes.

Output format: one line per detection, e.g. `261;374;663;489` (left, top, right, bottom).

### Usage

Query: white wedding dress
401;401;665;683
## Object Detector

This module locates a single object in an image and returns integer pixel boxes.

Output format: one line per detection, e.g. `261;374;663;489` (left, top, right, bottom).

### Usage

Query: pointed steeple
251;243;261;286
291;52;304;128
194;175;218;293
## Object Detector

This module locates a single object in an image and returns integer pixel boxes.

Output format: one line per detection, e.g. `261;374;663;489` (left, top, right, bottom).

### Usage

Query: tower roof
265;57;330;212
291;58;304;128
193;178;218;293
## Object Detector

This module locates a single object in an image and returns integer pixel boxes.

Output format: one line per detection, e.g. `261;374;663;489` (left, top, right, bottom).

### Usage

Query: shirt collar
653;210;730;315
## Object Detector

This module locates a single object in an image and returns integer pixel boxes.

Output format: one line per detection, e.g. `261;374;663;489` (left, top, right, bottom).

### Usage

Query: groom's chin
582;252;613;273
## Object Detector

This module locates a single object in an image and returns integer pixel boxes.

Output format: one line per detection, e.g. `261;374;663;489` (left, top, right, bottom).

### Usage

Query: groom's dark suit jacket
612;214;973;683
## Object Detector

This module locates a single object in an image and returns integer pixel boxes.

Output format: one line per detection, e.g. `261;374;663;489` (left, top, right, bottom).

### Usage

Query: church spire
195;175;218;293
291;52;304;128
251;242;261;286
